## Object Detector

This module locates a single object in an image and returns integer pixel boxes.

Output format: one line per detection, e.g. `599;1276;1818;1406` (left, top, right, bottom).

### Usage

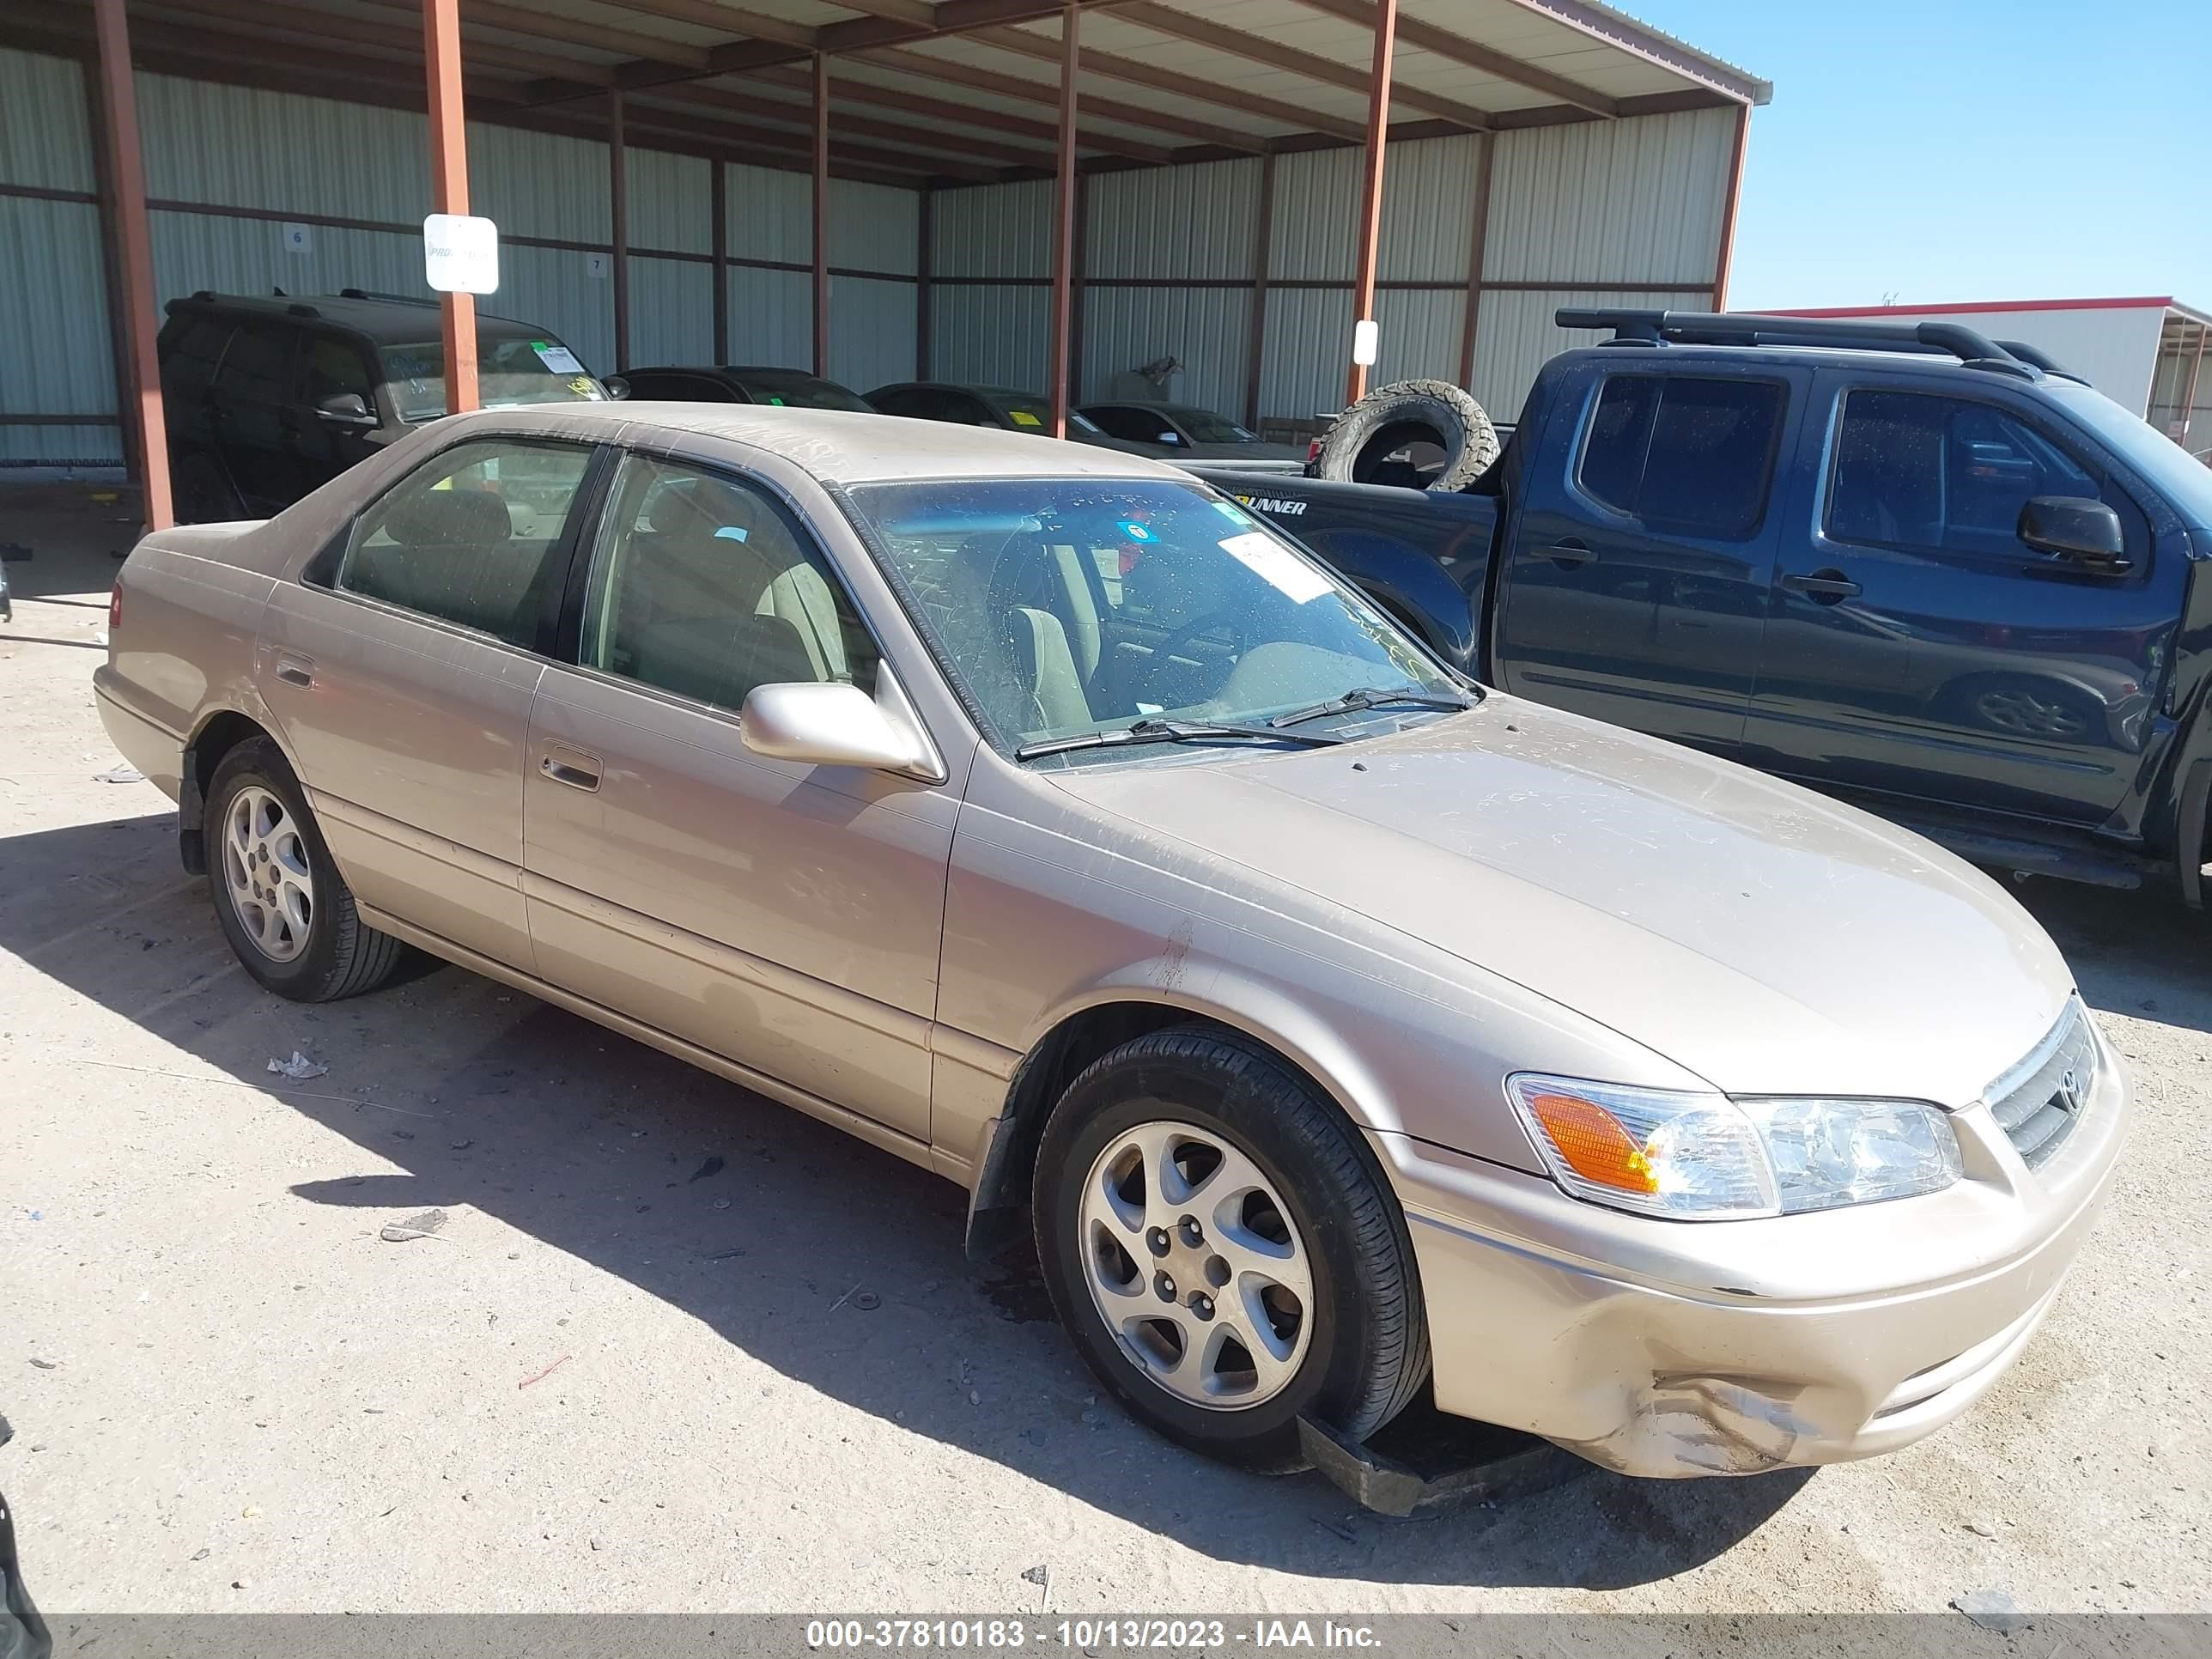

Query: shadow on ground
0;810;1852;1588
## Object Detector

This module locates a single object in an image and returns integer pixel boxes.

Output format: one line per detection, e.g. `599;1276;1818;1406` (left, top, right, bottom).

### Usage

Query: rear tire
204;737;408;1002
1032;1025;1430;1471
1312;379;1499;492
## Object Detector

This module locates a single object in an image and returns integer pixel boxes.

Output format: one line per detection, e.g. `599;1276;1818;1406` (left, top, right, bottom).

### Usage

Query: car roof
470;403;1183;485
870;381;1040;400
1081;400;1223;419
170;292;548;343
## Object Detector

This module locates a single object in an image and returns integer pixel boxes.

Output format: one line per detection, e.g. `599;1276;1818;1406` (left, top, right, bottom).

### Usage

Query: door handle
273;652;314;689
1781;569;1863;605
539;752;602;791
1543;540;1596;568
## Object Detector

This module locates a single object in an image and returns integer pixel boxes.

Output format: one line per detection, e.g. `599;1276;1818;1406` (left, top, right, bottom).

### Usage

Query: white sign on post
423;213;500;295
1352;318;1380;367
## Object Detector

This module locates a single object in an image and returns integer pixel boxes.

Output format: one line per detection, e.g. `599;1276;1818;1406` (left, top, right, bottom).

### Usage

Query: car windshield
1174;410;1259;444
846;477;1459;757
2045;380;2212;530
731;369;872;412
994;393;1103;436
385;335;608;422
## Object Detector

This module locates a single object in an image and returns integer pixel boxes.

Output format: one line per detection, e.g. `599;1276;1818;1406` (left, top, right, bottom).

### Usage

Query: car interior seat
945;534;1094;738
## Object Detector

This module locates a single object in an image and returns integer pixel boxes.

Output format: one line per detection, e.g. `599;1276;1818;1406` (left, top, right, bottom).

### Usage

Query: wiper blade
1015;717;1347;762
1267;684;1476;729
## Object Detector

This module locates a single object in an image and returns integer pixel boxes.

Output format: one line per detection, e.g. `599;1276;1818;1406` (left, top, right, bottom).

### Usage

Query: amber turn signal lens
1524;1091;1660;1194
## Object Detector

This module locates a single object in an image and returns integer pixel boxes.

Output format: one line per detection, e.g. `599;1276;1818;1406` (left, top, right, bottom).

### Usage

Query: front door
520;449;958;1145
1747;378;2182;824
258;434;599;969
1495;363;1802;756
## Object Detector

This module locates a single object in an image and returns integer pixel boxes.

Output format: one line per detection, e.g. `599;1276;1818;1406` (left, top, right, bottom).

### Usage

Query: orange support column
90;0;173;529
422;0;477;412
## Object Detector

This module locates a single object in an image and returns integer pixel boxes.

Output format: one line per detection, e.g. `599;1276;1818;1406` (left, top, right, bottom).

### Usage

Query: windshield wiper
1267;684;1477;729
1015;717;1347;762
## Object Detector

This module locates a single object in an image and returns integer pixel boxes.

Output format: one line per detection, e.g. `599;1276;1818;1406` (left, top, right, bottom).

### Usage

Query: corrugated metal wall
6;36;1741;468
0;48;119;464
0;46;924;470
930;104;1735;423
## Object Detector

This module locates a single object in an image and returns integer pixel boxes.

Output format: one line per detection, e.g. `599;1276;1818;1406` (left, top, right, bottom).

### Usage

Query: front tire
204;737;407;1002
1032;1026;1430;1470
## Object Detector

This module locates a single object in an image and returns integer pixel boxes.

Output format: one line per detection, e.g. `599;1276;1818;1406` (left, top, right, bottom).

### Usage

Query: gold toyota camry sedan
94;404;2127;1478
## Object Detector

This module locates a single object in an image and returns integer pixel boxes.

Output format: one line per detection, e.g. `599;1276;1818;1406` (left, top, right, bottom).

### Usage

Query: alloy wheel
222;784;314;963
1076;1120;1314;1410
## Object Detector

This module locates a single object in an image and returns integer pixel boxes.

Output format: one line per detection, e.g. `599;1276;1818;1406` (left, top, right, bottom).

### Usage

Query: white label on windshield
533;343;585;374
1219;532;1331;604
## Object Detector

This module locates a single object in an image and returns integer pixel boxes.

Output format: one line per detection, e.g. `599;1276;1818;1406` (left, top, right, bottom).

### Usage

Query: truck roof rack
1555;307;2043;381
1990;339;2090;386
339;288;439;307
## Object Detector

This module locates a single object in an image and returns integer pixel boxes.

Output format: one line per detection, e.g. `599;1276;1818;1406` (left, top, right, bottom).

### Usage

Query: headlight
1507;1074;1961;1221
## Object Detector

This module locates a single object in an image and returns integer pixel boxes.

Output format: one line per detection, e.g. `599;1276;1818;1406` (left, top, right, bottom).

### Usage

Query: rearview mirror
2019;495;2130;570
315;392;374;426
740;681;930;774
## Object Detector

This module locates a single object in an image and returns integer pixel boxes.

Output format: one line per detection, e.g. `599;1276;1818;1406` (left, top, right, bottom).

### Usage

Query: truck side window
1825;390;2148;568
1577;374;1784;539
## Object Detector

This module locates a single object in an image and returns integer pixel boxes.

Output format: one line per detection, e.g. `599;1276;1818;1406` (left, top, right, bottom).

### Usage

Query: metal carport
0;0;1767;530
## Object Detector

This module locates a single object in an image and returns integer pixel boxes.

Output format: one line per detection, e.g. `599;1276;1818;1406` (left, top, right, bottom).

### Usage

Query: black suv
157;289;613;521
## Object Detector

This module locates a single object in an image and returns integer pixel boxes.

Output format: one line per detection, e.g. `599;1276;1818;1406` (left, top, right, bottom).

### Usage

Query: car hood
1046;698;2074;1105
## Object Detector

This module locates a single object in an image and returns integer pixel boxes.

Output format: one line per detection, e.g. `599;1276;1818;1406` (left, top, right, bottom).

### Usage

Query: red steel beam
610;91;630;371
422;0;477;412
1345;0;1398;406
1711;100;1749;309
1046;1;1079;438
90;0;171;529
812;52;830;379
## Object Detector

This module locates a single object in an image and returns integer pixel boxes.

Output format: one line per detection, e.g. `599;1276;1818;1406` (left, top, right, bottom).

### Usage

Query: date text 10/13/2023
805;1619;1382;1650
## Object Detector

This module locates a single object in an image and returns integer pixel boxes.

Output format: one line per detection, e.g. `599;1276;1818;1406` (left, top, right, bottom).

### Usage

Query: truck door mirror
2018;495;2130;571
315;392;374;426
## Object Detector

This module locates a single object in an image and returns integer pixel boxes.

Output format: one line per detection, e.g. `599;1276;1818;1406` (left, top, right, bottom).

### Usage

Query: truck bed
1189;465;1499;676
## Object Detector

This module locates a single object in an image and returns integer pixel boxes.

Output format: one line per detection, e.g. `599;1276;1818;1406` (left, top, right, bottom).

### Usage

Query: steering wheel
1137;610;1250;699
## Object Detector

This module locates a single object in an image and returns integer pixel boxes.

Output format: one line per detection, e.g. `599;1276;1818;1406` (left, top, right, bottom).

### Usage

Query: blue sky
1650;0;2209;310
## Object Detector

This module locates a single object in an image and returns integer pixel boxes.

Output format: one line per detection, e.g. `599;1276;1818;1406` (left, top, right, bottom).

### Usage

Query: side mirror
740;681;930;774
604;375;631;402
2019;495;2130;570
315;392;374;426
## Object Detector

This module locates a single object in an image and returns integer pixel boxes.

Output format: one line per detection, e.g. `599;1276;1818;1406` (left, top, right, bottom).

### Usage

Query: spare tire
1311;378;1499;492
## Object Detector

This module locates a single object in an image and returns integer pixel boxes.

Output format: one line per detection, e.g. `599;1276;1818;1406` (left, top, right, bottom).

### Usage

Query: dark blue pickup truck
1198;308;2212;902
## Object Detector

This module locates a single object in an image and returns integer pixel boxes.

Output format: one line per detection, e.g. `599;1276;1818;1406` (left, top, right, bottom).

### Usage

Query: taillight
1306;438;1323;463
109;580;123;631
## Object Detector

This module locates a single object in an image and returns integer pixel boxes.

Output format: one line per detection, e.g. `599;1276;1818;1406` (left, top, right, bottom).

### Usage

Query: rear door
1494;360;1806;754
209;320;306;514
1747;374;2181;823
258;434;599;970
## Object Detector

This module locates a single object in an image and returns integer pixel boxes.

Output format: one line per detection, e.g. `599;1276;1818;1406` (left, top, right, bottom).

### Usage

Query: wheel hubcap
222;785;313;963
1077;1121;1313;1410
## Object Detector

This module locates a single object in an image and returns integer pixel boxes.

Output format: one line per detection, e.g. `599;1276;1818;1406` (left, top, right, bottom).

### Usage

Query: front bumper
1376;1022;2129;1478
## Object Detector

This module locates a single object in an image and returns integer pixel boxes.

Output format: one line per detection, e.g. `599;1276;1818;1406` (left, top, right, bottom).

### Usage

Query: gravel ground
2;499;2207;1617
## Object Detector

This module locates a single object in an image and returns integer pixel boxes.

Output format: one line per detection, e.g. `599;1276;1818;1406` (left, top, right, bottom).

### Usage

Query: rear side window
163;316;234;382
1825;389;2148;568
1578;374;1784;539
337;440;592;648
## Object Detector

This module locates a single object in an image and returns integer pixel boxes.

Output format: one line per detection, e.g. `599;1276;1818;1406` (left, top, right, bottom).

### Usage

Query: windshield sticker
1117;520;1156;542
568;375;601;398
1219;531;1331;604
714;526;750;542
533;343;586;375
768;396;787;405
1210;501;1254;526
1009;410;1043;428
